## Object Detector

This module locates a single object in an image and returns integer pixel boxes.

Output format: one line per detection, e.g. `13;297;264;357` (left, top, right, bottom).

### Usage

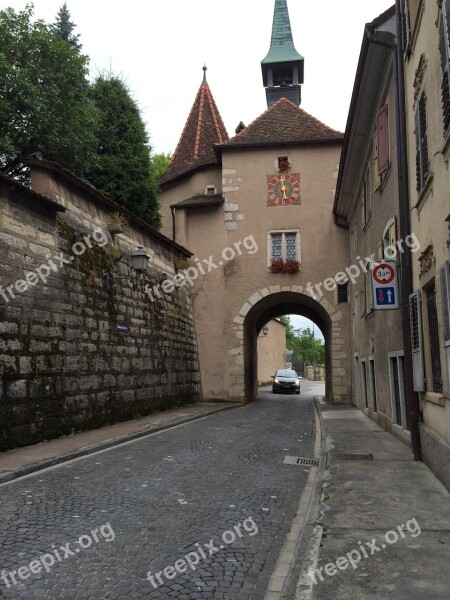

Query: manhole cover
329;453;373;460
283;456;320;466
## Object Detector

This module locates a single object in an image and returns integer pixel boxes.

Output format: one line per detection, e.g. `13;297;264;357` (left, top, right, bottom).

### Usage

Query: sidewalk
0;401;238;483
283;398;450;600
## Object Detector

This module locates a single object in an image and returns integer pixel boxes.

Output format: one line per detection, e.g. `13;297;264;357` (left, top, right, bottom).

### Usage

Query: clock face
267;173;301;206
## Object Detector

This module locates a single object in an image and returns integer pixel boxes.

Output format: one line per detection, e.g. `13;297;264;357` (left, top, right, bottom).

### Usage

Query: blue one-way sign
371;262;399;310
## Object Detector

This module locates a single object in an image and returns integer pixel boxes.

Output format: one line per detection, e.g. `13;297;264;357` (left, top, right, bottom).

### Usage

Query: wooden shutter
372;133;381;191
441;262;450;341
440;0;450;133
409;290;425;391
401;0;411;55
377;105;389;174
415;94;429;191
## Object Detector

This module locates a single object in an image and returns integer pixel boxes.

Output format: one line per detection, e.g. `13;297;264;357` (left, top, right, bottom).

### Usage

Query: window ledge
424;391;445;407
414;172;434;213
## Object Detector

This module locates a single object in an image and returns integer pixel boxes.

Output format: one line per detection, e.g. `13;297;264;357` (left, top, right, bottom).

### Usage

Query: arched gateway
234;289;344;402
158;0;352;405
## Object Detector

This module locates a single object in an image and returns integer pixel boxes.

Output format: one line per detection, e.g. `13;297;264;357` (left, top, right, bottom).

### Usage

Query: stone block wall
0;164;201;451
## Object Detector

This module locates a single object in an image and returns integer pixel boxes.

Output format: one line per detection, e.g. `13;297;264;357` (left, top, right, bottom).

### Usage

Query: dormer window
205;185;216;195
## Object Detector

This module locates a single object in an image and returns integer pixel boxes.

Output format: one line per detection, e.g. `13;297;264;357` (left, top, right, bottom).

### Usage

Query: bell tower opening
261;0;305;107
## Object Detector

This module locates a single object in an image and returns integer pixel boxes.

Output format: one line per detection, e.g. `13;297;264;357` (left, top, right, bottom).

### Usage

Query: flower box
269;259;301;273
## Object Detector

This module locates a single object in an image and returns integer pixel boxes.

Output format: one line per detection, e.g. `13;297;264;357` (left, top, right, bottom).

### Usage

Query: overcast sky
5;0;392;336
7;0;392;156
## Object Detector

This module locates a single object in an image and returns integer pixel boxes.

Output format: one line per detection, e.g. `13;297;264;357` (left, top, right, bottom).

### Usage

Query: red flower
269;259;301;273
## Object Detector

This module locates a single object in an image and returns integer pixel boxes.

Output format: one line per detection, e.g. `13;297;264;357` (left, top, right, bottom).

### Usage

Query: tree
150;152;171;185
51;3;81;51
277;316;325;365
88;74;161;229
0;5;98;177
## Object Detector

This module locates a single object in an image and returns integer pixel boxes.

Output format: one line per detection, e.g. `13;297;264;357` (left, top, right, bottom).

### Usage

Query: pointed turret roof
219;97;343;149
261;0;303;65
160;68;229;186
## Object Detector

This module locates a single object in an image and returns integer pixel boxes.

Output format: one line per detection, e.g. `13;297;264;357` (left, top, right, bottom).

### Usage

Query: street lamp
103;246;149;289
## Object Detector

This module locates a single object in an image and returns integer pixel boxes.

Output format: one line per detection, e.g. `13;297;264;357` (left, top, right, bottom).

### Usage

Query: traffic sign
371;261;399;310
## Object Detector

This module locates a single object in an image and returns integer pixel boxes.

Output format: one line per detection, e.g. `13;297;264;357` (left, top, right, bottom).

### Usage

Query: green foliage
0;4;98;177
150;152;171;184
277;316;325;365
51;2;81;51
88;74;161;229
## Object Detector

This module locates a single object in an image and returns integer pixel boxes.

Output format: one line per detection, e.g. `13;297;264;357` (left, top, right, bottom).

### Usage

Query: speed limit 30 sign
371;261;399;310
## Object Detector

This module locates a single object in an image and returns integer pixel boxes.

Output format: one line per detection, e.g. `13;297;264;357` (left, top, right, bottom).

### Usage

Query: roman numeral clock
267;172;301;206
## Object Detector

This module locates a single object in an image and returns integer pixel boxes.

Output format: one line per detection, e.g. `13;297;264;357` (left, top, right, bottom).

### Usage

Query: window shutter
377;105;389;174
409;290;425;391
401;0;411;55
441;262;450;341
372;133;381;191
440;0;450;133
415;94;429;191
389;216;398;249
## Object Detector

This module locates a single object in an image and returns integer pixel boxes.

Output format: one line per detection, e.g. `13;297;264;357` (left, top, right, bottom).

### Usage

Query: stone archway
230;285;349;403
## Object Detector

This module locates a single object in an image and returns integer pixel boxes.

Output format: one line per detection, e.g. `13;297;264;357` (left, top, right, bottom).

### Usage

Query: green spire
262;0;303;65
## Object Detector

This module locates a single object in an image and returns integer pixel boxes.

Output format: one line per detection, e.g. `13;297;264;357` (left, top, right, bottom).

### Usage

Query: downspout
367;12;422;461
171;206;176;243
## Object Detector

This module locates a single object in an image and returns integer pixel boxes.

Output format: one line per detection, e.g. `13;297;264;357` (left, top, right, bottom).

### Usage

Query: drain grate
283;456;320;466
329;452;373;460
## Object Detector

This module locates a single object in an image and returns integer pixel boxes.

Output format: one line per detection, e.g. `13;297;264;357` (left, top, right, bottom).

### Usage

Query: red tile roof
221;97;343;148
160;81;229;186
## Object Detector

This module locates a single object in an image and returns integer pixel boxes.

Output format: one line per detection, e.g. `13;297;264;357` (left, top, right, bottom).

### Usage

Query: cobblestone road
0;390;316;600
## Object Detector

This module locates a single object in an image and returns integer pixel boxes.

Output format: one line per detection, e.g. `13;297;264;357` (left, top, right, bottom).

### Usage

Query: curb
0;403;242;485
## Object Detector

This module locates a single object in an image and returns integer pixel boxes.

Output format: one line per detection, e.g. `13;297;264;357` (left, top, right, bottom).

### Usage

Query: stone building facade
402;0;450;487
335;7;415;443
159;1;352;404
0;160;201;451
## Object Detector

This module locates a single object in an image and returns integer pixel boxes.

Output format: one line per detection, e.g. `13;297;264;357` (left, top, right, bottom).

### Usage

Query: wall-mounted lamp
103;246;149;289
259;325;269;338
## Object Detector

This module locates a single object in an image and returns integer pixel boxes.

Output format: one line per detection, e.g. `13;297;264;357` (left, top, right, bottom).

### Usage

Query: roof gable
160;80;229;186
221;97;343;147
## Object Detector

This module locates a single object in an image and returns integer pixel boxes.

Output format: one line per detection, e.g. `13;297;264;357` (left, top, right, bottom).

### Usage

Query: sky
4;0;392;338
6;0;393;156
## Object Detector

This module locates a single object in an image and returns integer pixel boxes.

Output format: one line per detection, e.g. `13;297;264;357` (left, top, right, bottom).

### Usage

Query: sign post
371;261;399;310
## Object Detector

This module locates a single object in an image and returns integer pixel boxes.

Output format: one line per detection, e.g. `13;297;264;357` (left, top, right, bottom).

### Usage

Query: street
0;384;324;599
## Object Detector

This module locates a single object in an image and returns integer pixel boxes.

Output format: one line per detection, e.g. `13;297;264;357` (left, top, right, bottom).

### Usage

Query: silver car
272;369;301;394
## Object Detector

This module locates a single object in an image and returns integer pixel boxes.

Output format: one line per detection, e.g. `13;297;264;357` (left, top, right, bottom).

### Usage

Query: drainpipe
170;206;176;243
366;9;422;461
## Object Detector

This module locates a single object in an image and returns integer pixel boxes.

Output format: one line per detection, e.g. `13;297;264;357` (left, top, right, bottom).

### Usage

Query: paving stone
0;392;314;599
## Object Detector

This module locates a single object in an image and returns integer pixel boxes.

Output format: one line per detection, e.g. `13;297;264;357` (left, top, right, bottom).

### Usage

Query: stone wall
0;163;201;451
257;319;286;384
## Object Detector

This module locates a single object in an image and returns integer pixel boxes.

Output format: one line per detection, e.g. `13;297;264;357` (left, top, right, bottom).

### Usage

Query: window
401;0;411;56
415;92;430;192
369;358;377;412
439;0;450;135
268;230;300;263
426;284;443;392
409;290;425;391
337;283;349;304
205;185;216;195
376;105;390;174
441;262;450;341
388;352;409;430
382;217;398;260
372;132;381;192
